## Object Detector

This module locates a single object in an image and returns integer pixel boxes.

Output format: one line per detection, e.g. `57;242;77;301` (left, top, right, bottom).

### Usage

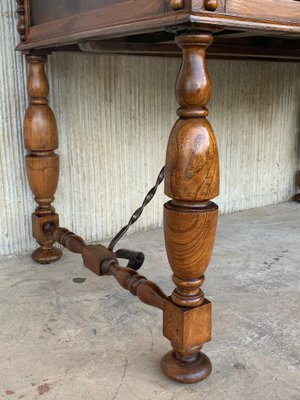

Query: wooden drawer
29;0;165;26
225;0;300;23
29;0;115;25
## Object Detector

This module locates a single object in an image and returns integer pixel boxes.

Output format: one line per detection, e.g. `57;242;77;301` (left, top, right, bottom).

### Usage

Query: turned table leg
161;32;219;383
24;54;62;263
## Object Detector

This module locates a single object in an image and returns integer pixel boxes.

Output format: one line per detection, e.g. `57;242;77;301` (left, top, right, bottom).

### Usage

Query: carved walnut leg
161;33;219;383
24;54;62;263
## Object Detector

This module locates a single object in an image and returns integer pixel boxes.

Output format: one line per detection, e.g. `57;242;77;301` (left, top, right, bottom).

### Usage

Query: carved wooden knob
204;0;218;11
171;0;184;10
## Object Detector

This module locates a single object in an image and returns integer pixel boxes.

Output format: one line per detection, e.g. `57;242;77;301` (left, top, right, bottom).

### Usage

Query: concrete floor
0;202;299;400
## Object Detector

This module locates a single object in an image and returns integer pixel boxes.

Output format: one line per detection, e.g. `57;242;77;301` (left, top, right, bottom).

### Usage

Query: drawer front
29;1;110;25
29;0;165;26
225;0;300;23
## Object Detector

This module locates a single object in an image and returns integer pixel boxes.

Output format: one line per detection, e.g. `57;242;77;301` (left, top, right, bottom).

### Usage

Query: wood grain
13;0;300;385
165;34;220;202
162;32;218;383
29;0;126;25
51;227;87;254
16;0;300;51
160;349;212;384
164;32;219;306
164;203;218;279
163;298;212;352
162;298;212;382
164;118;219;201
226;0;300;24
27;0;167;42
24;54;62;263
47;226;167;310
102;261;167;310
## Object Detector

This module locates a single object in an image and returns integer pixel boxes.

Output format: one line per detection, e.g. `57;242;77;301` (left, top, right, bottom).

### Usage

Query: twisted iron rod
108;166;165;251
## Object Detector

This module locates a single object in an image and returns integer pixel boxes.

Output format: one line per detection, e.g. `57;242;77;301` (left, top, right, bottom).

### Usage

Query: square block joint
163;297;212;353
82;245;117;276
32;213;59;243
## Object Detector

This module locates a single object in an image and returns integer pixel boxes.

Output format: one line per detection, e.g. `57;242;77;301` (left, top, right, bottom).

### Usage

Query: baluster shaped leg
161;33;219;383
24;54;62;263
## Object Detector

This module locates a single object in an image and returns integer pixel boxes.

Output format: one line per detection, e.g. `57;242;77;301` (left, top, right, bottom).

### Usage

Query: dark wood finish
29;0;165;26
46;225;166;310
22;0;172;50
80;38;300;61
27;0;300;29
83;245;117;275
24;54;62;263
162;298;212;383
162;32;219;383
14;0;300;386
46;225;117;274
164;202;218;307
30;0;117;25
16;0;300;52
163;298;212;352
226;0;300;24
51;227;87;254
16;0;26;42
101;261;167;310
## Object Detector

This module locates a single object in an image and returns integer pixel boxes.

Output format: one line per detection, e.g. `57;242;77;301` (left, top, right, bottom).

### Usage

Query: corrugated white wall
0;0;299;256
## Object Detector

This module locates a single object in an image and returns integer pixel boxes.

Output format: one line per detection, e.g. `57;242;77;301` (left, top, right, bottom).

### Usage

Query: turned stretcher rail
101;260;166;310
45;225;166;310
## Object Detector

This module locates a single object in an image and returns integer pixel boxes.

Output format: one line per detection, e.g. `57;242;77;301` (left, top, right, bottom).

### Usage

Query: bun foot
160;350;212;384
32;246;62;264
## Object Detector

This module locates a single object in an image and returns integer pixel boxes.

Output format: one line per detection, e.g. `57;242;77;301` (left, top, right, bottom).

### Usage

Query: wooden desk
15;0;300;384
